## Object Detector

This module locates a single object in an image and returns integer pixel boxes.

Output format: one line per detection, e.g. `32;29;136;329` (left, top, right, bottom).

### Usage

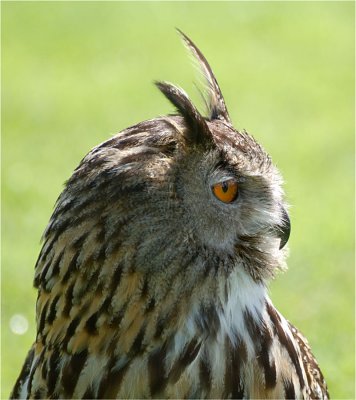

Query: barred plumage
11;31;328;399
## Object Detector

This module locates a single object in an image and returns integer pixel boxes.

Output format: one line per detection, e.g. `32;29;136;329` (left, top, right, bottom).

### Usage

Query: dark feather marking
71;153;107;178
107;121;177;155
195;303;220;338
71;277;90;303
145;297;156;313
33;272;41;289
46;218;72;249
93;242;106;263
85;312;99;335
33;388;42;399
63;317;81;349
259;322;276;389
34;239;53;275
62;282;75;318
148;345;168;396
266;302;305;389
36;243;64;287
154;313;169;339
61;349;88;397
109;299;129;327
45;206;111;267
265;360;277;390
110;119;175;142
10;347;35;399
130;324;146;355
27;348;45;398
38;301;49;335
91;137;119;153
38;259;51;289
81;262;100;294
70;192;102;214
105;229;125;257
58;206;102;233
105;181;148;204
143;133;177;156
93;120;165;154
48;249;64;281
54;197;75;216
168;339;202;384
158;140;177;157
41;355;48;380
199;351;212;394
284;379;296;399
47;348;61;397
112;135;143;150
61;252;79;284
112;134;167;153
109;262;123;290
97;357;131;399
95;223;106;244
141;278;149;297
244;310;276;389
71;231;89;250
47;295;60;325
213;129;240;150
99;293;113;313
224;337;246;398
82;385;96;399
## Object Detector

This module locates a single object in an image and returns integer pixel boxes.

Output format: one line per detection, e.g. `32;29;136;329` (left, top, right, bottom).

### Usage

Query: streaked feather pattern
11;32;328;399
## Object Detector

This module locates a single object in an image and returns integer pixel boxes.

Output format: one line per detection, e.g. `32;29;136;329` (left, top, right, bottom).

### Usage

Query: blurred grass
2;2;354;398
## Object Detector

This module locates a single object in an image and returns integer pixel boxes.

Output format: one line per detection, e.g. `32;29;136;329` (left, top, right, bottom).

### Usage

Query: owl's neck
176;267;268;347
216;267;267;343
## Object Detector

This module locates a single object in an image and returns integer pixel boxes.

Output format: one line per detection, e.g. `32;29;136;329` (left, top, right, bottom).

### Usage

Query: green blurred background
2;2;354;398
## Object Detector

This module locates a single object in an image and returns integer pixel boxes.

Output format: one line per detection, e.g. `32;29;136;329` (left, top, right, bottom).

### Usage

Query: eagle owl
11;31;329;399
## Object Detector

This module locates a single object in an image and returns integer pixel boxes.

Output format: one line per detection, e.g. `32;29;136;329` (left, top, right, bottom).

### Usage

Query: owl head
36;31;291;315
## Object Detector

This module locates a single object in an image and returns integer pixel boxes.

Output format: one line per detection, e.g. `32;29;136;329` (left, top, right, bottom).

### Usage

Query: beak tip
278;206;291;250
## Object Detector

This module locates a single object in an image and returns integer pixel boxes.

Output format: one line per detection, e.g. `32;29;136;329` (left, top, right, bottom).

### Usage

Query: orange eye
212;179;239;203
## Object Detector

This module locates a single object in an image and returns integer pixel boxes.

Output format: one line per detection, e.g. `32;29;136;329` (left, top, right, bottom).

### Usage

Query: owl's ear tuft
176;29;231;124
155;80;214;147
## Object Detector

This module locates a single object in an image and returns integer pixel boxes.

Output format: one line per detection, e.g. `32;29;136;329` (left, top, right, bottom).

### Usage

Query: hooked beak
277;206;291;250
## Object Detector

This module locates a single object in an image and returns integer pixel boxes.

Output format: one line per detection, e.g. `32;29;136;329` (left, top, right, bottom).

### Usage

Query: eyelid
211;172;245;186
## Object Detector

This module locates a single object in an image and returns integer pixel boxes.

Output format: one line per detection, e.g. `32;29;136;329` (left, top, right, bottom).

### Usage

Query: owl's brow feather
177;29;231;123
155;81;214;149
154;30;235;149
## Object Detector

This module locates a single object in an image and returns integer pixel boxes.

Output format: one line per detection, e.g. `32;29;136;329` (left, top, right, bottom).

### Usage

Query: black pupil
222;181;229;193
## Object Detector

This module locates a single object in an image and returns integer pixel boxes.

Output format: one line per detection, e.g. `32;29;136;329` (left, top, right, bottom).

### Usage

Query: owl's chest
112;332;299;399
109;297;303;399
